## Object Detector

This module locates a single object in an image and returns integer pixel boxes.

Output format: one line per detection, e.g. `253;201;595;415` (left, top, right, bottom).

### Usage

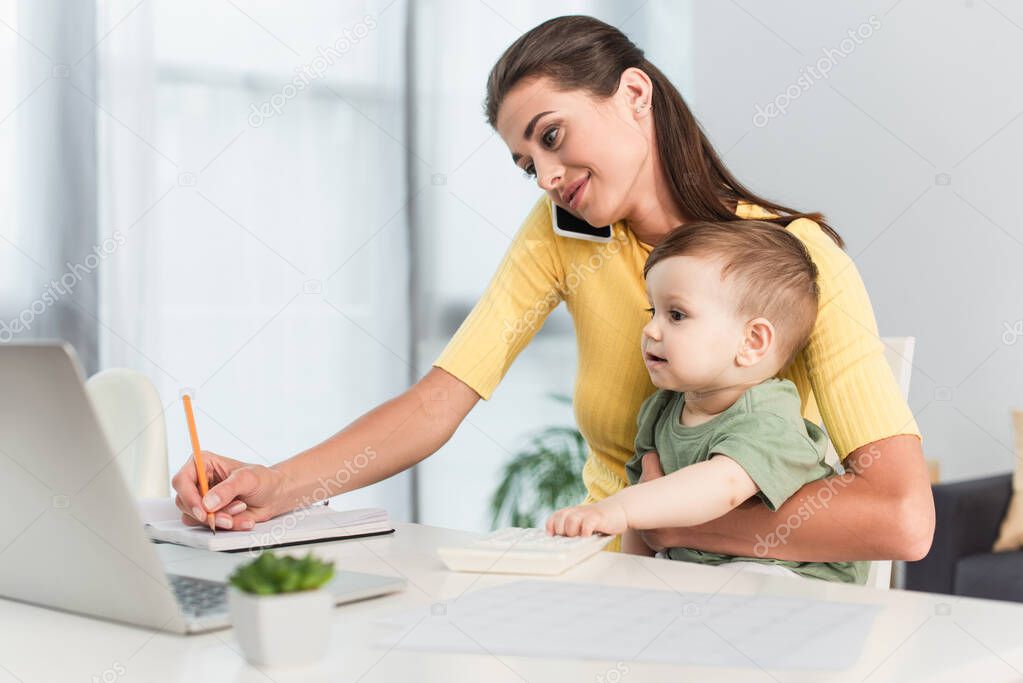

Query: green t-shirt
625;378;868;585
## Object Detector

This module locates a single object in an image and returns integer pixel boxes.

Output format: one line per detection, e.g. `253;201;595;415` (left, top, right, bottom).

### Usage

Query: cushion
993;410;1023;552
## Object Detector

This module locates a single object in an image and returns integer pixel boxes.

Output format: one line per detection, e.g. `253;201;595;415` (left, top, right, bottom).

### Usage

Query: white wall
686;0;1023;482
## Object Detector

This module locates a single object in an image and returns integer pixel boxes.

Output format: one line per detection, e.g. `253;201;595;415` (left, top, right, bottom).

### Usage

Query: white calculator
437;527;613;575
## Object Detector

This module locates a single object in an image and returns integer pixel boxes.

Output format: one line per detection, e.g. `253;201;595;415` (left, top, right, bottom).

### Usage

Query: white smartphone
550;201;612;243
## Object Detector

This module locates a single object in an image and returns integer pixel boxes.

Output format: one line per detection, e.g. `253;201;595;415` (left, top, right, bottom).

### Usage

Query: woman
172;15;934;560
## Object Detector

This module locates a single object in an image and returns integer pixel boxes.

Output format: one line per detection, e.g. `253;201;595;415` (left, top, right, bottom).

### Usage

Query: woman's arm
638;434;935;561
272;367;480;507
622;528;655;556
172;367;480;527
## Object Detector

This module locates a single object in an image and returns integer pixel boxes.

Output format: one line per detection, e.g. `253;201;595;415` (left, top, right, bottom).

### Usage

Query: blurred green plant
228;552;335;595
489;393;588;529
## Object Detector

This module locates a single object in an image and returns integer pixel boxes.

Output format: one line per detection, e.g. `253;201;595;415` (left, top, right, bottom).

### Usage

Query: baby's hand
546;499;628;537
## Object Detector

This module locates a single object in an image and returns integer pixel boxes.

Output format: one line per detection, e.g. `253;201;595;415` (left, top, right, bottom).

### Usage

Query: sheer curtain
2;0;101;373
96;0;413;518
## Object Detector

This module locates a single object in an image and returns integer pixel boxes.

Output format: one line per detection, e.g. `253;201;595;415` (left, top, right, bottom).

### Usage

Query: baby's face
641;255;746;392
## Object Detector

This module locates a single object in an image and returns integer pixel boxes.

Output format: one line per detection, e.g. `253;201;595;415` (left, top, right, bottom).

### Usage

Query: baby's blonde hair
644;220;820;369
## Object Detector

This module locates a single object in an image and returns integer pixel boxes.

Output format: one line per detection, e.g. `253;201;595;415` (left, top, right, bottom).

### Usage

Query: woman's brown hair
484;15;844;249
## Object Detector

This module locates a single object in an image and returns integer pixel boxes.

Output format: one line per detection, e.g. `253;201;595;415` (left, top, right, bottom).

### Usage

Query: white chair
821;337;915;590
85;369;169;498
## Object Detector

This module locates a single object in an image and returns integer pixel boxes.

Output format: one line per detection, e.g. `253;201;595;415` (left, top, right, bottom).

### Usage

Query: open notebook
138;498;394;552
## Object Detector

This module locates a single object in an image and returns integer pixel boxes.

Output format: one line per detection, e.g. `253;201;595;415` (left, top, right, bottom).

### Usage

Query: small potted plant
228;552;336;668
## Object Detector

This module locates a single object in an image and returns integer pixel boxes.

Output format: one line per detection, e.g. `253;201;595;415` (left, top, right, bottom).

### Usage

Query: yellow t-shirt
433;194;921;550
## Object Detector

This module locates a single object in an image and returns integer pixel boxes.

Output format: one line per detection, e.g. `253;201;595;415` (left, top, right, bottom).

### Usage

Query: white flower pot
228;586;333;668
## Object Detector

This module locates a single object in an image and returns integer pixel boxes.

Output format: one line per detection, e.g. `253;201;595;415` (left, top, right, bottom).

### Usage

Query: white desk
1;523;1021;682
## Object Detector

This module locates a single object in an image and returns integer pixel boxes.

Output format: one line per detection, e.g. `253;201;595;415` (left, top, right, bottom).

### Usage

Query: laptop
0;341;406;634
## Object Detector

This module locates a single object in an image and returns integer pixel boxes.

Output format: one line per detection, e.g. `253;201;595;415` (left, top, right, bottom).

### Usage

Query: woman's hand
172;451;290;531
546;498;628;537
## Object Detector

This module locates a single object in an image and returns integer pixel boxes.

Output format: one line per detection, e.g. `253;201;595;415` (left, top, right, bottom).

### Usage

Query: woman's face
495;74;651;229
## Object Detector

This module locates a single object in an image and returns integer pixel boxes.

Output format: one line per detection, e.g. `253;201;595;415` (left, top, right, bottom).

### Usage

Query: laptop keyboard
168;574;228;618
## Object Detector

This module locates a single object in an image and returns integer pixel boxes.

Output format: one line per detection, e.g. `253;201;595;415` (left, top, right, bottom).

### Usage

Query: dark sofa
903;473;1023;602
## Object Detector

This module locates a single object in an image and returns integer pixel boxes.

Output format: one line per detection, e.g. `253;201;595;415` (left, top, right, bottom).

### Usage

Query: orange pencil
182;393;216;534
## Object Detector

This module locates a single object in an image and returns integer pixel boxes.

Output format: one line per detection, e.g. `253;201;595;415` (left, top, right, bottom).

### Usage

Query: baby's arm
547;455;759;537
618;455;759;529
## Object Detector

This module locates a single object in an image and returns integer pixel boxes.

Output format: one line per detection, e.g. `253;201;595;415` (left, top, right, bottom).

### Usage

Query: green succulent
489;393;589;529
228;552;335;595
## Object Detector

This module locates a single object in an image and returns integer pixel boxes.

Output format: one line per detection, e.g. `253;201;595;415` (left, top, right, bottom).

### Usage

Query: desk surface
1;522;1021;682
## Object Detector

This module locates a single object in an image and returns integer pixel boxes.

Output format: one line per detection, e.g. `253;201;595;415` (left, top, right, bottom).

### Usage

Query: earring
635;101;649;113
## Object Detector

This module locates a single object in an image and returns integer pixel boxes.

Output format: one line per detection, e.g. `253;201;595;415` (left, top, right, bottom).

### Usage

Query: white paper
376;580;880;670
